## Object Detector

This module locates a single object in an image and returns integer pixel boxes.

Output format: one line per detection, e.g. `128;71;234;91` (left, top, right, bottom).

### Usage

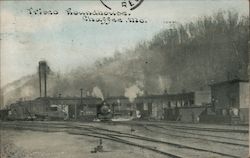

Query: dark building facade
106;91;211;121
7;97;102;120
210;79;249;123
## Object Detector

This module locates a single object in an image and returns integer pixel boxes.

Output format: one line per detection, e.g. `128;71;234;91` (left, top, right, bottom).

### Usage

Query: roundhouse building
106;91;211;121
7;97;102;120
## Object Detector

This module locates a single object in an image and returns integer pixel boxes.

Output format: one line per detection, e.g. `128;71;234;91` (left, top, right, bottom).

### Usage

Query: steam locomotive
96;101;113;121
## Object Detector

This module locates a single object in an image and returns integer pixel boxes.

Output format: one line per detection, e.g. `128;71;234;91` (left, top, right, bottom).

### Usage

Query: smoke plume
2;11;248;107
158;75;171;93
91;86;104;100
124;84;144;102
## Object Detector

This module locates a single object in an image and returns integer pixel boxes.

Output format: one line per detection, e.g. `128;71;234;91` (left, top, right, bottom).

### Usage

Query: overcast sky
0;0;248;87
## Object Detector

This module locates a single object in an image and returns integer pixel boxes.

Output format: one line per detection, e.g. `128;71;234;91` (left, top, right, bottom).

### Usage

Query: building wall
239;82;249;123
210;80;249;124
239;82;250;109
48;97;102;106
211;82;239;113
151;102;164;119
106;97;132;116
9;99;48;119
68;104;97;120
179;107;205;123
194;90;211;106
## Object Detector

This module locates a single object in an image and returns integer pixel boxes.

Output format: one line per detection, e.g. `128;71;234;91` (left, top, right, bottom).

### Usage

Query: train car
96;101;113;121
7;100;67;121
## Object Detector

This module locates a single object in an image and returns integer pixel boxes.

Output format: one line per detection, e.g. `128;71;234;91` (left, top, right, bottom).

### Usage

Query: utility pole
80;88;83;106
58;93;62;109
80;88;83;117
75;103;77;120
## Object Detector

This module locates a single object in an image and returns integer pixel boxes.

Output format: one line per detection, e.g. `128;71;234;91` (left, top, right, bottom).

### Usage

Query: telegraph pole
80;88;84;117
80;88;83;106
75;103;77;120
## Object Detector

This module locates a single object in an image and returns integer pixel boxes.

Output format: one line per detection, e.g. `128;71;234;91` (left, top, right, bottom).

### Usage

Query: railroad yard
1;1;250;158
0;121;249;158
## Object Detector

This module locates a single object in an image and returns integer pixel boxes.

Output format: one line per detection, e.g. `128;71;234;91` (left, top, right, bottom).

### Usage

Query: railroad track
1;122;183;158
1;121;245;158
148;124;247;141
113;121;248;144
162;124;248;133
142;125;248;147
70;124;245;158
142;124;248;145
3;121;247;145
116;121;249;133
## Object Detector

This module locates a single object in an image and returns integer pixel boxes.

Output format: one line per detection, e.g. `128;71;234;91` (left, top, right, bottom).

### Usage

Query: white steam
158;75;171;92
91;86;104;100
124;84;143;103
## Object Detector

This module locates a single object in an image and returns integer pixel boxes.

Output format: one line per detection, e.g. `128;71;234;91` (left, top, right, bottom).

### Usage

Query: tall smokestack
248;41;250;81
248;0;250;80
39;64;42;97
248;1;250;81
44;68;47;97
38;61;50;98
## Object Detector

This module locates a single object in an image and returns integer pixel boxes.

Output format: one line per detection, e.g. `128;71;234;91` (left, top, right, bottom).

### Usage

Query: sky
0;0;248;87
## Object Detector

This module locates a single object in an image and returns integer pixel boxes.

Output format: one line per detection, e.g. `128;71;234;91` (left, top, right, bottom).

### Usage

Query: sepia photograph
0;0;249;157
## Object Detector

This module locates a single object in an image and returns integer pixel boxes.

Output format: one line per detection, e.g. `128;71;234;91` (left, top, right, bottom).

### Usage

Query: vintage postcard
0;0;249;158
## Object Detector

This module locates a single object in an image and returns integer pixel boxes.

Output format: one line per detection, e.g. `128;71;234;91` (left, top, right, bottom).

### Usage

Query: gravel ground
1;121;249;158
0;129;167;158
73;122;249;158
1;130;27;158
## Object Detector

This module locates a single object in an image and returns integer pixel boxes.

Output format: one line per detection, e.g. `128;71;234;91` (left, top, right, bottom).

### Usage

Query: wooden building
209;79;249;123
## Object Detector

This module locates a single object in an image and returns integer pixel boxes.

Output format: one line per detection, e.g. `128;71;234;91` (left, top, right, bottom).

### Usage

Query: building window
230;98;236;107
143;103;148;110
184;100;188;107
49;107;57;111
189;100;194;106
